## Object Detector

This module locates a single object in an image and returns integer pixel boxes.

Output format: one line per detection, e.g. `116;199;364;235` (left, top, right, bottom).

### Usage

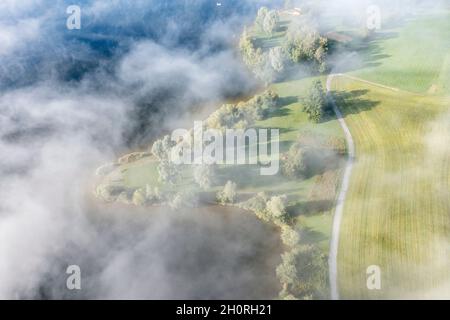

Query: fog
0;0;283;299
0;0;448;299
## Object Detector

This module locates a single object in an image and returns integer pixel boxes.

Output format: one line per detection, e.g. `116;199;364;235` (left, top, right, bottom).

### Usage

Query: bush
116;191;132;204
151;135;173;160
206;90;279;130
145;184;162;204
194;165;215;190
157;160;180;185
266;195;288;223
276;248;299;288
255;7;269;32
281;225;301;247
263;10;279;35
282;142;308;178
283;18;328;72
239;191;270;220
298;245;329;299
169;190;198;210
132;188;147;206
217;181;237;204
95;184;125;202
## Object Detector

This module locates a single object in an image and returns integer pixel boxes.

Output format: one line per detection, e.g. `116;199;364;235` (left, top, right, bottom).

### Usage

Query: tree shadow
278;96;299;106
301;227;328;245
288;200;335;218
266;107;291;118
328;31;399;74
328;89;380;116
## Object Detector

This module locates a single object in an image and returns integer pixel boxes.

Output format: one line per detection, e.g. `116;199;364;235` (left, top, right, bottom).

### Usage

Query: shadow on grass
278;95;299;106
328;31;399;74
301;227;328;245
288;200;335;218
328;89;380;116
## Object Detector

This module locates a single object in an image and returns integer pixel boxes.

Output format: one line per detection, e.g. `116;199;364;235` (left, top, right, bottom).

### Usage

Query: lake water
42;202;283;299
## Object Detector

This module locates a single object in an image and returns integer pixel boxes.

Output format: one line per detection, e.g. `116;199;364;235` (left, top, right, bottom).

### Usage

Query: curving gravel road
326;74;356;300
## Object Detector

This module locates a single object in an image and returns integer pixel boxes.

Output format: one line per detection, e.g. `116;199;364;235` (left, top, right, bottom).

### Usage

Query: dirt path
326;74;356;300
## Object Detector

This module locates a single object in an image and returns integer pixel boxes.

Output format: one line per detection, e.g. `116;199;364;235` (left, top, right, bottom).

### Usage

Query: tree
217;180;237;204
240;191;269;220
132;188;147;206
290;244;328;299
145;184;162;204
269;46;287;73
95;183;125;202
282;142;307;178
151;135;173;160
283;19;328;71
314;40;328;73
266;195;288;223
157;159;180;185
276;249;299;288
116;191;131;204
169;190;198;210
302;80;327;122
255;7;269;32
281;225;301;247
263;10;279;35
194;165;215;190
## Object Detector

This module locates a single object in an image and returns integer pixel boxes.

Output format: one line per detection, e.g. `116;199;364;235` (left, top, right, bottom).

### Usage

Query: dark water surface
36;202;282;299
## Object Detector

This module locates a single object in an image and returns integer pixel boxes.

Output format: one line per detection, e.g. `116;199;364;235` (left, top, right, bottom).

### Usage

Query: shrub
263;10;279;35
276;248;299;288
157;160;180;185
283;18;328;72
239;191;270;220
169;190;198;210
132;188;147;206
95;184;125;202
266;195;288;223
217;181;237;204
145;184;162;204
282;143;308;178
193;165;215;190
255;7;269;32
151;135;173;160
281;225;301;247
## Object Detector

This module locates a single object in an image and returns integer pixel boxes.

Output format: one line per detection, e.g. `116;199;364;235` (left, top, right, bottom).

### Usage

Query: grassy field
325;9;450;298
331;76;450;299
349;11;450;94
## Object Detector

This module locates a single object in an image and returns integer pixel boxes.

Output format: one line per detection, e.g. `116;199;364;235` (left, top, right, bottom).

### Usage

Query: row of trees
240;8;328;85
238;192;289;226
283;18;328;73
151;135;181;185
206;89;279;130
237;189;326;299
276;244;328;300
106;183;199;210
255;7;280;36
239;30;288;84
